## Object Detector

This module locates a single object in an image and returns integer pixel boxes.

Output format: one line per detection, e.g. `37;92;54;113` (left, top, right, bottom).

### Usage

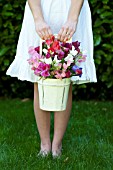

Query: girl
6;0;97;158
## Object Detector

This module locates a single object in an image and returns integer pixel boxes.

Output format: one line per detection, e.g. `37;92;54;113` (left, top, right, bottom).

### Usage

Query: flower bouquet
28;35;86;111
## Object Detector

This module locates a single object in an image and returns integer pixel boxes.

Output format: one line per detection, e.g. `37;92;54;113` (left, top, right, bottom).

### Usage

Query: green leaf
0;47;10;57
94;35;102;46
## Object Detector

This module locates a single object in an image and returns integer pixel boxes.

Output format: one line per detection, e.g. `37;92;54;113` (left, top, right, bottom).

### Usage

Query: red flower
75;69;82;76
48;47;55;53
65;70;71;78
35;46;40;53
46;36;55;45
51;40;61;51
72;41;81;53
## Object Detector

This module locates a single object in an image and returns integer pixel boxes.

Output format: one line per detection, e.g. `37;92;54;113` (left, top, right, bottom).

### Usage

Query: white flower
43;48;48;54
64;53;74;62
53;55;61;63
70;46;78;56
44;57;52;64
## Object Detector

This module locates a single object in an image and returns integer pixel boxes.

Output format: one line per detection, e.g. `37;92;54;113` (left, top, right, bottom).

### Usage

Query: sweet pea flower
57;50;65;60
61;43;72;50
46;39;53;46
51;40;60;51
38;62;50;71
28;46;37;55
54;71;63;79
64;53;74;62
78;56;86;63
43;48;48;54
41;70;50;77
72;41;80;50
72;65;82;77
35;46;40;53
33;62;39;68
63;60;72;71
53;55;61;64
63;63;68;70
75;68;82;77
46;36;55;45
32;52;42;60
72;65;79;72
61;71;66;78
46;52;51;59
34;68;41;76
70;46;78;56
44;57;52;64
54;70;66;79
67;60;72;66
65;70;71;78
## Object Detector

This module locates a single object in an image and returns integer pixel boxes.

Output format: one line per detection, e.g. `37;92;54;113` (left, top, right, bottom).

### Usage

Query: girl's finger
38;31;44;39
63;36;69;42
47;28;53;39
44;30;50;40
57;27;64;41
60;28;68;42
40;31;46;40
63;30;74;42
68;30;74;40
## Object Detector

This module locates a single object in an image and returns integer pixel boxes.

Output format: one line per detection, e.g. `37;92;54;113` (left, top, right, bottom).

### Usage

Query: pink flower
57;50;65;60
67;60;72;66
63;63;68;70
41;70;50;77
34;68;41;76
55;73;62;79
34;63;50;77
28;46;36;55
38;63;50;71
54;70;66;79
61;71;66;78
63;60;72;70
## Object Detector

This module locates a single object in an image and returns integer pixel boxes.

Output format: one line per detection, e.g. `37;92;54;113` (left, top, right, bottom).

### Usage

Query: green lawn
0;99;113;170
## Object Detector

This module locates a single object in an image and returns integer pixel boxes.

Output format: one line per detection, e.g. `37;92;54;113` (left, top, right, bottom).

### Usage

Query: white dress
6;0;97;84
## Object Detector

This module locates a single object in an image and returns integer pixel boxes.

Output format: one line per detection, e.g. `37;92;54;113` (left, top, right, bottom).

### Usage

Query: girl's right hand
35;20;53;40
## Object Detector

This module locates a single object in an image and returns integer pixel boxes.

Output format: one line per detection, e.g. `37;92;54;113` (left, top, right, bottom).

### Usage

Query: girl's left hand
57;20;77;42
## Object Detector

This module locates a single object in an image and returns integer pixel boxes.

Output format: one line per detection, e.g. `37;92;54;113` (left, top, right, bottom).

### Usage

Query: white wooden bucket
38;78;71;111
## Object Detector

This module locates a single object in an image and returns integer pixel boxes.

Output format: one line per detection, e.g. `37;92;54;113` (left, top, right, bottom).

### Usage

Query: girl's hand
57;20;77;42
35;20;53;40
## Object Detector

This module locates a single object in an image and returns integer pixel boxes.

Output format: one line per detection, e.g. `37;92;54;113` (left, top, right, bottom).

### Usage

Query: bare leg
52;84;72;151
34;83;51;151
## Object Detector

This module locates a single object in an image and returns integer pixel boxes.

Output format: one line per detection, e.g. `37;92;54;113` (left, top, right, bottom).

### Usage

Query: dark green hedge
0;0;113;99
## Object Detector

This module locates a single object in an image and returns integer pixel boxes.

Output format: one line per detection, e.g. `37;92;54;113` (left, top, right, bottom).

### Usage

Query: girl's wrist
67;18;78;24
67;17;78;24
34;17;45;24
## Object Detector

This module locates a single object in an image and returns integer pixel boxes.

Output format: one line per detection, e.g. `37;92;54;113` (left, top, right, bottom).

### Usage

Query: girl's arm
28;0;52;40
58;0;84;42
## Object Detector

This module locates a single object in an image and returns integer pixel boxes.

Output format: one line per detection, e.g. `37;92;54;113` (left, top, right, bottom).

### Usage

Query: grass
0;98;113;170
